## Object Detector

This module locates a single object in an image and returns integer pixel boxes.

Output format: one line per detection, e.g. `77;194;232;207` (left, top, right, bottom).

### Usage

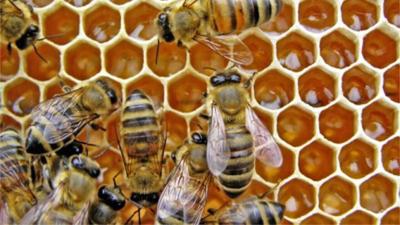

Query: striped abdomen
206;0;282;34
121;90;160;158
217;124;254;198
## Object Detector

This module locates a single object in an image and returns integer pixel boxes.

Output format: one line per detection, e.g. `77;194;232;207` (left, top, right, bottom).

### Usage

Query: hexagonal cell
165;111;187;152
254;69;294;110
4;78;40;117
43;5;79;45
342;65;377;105
319;176;356;216
168;74;206;113
43;78;76;100
0;114;21;130
278;179;316;218
362;101;397;141
65;0;92;7
260;2;294;34
362;29;398;68
382;137;400;175
105;40;143;79
360;174;395;213
299;0;336;32
84;5;121;43
147;42;186;77
384;0;400;27
278;106;315;147
319;103;356;143
382;207;400;225
256;144;294;183
242;35;273;71
0;43;19;81
277;32;315;72
339;139;376;179
342;0;378;31
299;140;335;181
299;67;336;107
30;0;53;7
25;42;60;81
125;3;159;40
190;43;228;76
126;75;164;108
384;64;399;103
320;30;357;68
340;210;376;225
301;214;336;225
64;41;101;80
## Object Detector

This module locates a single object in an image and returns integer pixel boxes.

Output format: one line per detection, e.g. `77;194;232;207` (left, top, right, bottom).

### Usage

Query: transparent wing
72;203;90;225
194;35;253;66
245;106;282;167
206;105;230;176
0;202;10;225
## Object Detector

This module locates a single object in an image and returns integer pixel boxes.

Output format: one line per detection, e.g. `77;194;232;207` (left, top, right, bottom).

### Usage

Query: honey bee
206;71;282;198
156;0;282;65
156;132;211;225
0;129;37;224
25;79;118;156
20;154;101;225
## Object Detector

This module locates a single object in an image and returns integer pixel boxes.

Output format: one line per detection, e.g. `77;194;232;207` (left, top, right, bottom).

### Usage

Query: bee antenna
37;32;66;42
155;38;160;65
31;42;48;63
112;170;122;188
259;179;282;199
244;71;257;89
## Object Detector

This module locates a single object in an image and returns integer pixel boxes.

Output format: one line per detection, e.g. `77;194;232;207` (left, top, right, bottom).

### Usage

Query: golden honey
299;0;336;32
278;179;315;218
299;141;335;181
319;103;355;143
341;0;378;31
320;30;356;68
25;42;61;81
340;210;376;225
360;174;396;213
342;65;377;105
319;177;355;216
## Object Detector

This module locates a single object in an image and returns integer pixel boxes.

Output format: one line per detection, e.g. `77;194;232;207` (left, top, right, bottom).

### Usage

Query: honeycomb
0;0;399;224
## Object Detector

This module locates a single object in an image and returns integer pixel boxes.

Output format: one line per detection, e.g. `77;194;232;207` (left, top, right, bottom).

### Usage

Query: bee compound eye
89;168;100;178
151;193;159;203
191;132;202;143
211;75;226;86
71;156;83;169
98;186;107;198
131;193;140;202
230;74;241;83
111;198;126;211
107;90;118;105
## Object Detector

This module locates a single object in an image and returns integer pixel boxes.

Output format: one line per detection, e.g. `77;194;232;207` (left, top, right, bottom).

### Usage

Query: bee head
98;186;126;210
156;9;175;42
15;24;39;50
70;155;100;178
56;142;84;158
191;132;207;145
210;73;241;87
95;79;118;106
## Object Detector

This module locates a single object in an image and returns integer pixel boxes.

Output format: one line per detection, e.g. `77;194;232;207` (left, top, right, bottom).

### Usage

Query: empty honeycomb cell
300;213;336;225
362;29;398;69
254;69;294;110
278;179;316;218
42;5;80;45
168;74;207;113
256;145;295;183
362;100;397;141
299;67;336;107
4;77;40;117
360;174;395;213
43;77;76;100
342;65;377;105
298;0;336;32
319;176;356;216
65;0;92;7
126;75;164;108
383;64;399;103
320;30;357;69
260;2;294;34
147;42;186;77
0;44;19;81
25;42;60;81
278;106;315;147
277;32;315;72
299;140;335;181
319;103;356;143
105;40;143;79
382;137;400;175
339;139;376;179
341;0;378;31
384;0;400;27
165;111;187;152
83;5;121;43
241;35;273;71
382;207;400;225
190;43;228;76
30;0;53;7
0;114;21;130
340;210;376;225
64;41;101;80
125;3;159;40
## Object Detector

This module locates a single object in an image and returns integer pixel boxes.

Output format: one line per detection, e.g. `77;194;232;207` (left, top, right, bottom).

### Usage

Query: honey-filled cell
147;42;186;77
341;0;378;31
0;114;21;131
381;207;400;225
105;40;143;79
84;5;121;43
301;213;336;225
25;42;60;81
260;2;294;34
362;29;398;69
4;78;40;117
360;174;396;213
95;149;123;185
64;41;101;80
0;43;19;81
165;111;187;152
299;0;336;32
382;137;400;175
383;64;399;103
125;3;159;40
126;75;164;108
342;65;377;105
43;77;76;100
340;210;376;225
242;35;273;71
42;5;79;45
190;43;228;76
320;30;357;69
362;100;397;141
319;176;356;216
384;0;400;28
65;0;92;7
339;139;376;179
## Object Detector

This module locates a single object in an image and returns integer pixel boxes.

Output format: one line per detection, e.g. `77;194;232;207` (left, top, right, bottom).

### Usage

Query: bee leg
7;43;12;56
90;123;106;131
199;113;210;120
56;74;72;93
124;209;139;225
138;208;142;225
243;72;257;89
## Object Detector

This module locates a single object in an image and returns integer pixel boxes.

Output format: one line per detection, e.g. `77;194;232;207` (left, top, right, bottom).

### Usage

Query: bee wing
207;105;230;176
72;202;90;225
0;202;10;225
157;156;210;225
245;106;282;167
194;35;253;66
